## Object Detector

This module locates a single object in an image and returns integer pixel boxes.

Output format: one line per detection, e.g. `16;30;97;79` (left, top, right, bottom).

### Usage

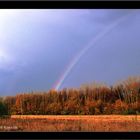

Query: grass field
0;115;140;132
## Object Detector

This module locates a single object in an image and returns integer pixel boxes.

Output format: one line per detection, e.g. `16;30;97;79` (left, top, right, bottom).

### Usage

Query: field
0;115;140;132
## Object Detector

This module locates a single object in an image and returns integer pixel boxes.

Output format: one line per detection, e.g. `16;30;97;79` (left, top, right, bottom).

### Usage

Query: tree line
1;76;140;116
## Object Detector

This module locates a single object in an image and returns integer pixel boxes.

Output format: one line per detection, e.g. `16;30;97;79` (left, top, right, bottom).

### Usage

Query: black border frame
0;132;140;139
0;1;139;9
1;0;140;139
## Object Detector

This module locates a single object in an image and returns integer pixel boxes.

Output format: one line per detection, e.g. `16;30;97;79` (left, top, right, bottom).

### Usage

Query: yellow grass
11;115;140;120
0;115;140;132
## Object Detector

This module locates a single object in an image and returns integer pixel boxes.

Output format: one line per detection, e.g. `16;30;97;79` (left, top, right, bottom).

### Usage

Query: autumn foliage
1;76;140;115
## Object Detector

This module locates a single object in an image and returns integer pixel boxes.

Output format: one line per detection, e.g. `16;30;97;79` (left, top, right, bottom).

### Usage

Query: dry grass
0;115;140;132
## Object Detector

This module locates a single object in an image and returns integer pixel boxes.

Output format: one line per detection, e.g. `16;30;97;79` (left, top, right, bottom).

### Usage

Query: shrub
0;101;8;117
123;109;136;115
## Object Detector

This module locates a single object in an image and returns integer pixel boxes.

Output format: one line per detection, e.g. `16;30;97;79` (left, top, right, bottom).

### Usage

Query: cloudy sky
0;9;140;96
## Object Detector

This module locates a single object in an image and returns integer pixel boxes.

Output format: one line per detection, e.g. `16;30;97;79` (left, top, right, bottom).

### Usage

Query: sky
0;9;140;96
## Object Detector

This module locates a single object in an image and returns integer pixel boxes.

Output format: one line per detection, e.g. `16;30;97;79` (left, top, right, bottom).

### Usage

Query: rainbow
53;10;136;91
